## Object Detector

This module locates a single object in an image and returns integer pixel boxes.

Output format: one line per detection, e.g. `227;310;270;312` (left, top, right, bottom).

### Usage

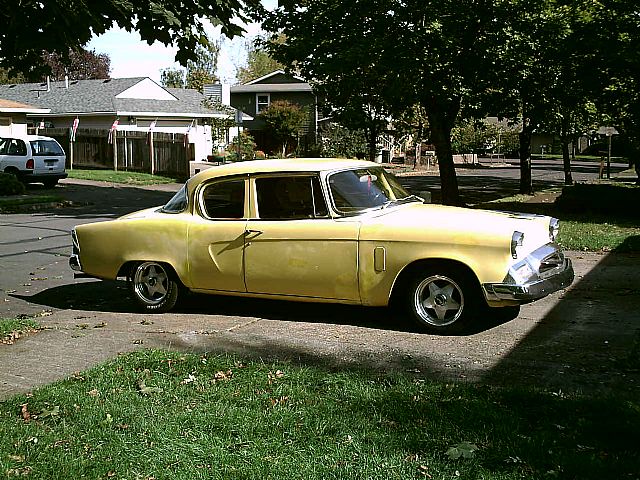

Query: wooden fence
33;128;192;178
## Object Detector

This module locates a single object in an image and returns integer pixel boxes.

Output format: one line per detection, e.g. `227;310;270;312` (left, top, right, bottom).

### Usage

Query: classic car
70;158;574;334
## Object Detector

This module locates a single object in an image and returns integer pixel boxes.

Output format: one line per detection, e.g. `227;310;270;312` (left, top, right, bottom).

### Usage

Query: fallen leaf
137;379;163;396
88;389;100;397
20;403;31;422
446;442;478;460
38;405;60;419
180;374;196;385
214;370;232;382
93;322;107;328
8;455;24;462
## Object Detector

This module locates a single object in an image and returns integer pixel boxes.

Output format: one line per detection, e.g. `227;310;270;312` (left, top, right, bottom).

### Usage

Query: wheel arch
118;260;186;288
390;258;484;307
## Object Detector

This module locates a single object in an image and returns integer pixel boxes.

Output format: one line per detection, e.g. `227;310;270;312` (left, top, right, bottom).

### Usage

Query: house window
256;94;270;114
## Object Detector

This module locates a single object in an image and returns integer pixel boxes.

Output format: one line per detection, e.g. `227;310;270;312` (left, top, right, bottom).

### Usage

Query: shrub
0;173;26;196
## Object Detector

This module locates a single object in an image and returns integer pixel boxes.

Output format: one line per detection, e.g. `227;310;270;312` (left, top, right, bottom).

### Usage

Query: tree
42;48;110;80
236;36;285;84
185;41;221;92
160;68;185;89
266;0;511;205
0;68;24;85
160;41;220;92
259;100;308;157
0;0;262;78
319;123;367;159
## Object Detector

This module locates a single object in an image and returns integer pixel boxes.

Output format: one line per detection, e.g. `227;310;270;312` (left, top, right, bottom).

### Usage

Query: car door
244;174;361;302
187;177;248;293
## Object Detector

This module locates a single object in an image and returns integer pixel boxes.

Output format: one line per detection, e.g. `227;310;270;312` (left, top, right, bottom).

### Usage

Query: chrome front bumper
483;243;575;302
69;254;82;271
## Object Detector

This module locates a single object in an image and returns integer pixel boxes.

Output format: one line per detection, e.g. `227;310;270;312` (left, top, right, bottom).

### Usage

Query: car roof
190;158;381;182
0;135;58;141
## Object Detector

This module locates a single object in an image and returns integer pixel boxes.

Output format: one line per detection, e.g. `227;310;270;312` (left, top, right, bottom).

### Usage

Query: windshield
328;167;414;214
161;183;189;213
30;140;64;156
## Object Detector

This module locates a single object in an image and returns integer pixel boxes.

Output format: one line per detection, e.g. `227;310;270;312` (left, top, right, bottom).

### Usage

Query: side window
200;179;245;219
6;139;26;156
0;138;8;155
256;176;328;220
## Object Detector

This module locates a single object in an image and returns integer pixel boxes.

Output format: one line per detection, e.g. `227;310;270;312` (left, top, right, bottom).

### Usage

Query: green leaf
446;441;478;460
137;379;163;396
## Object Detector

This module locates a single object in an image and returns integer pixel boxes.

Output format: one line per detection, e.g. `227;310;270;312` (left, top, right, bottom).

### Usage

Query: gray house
230;70;318;154
0;77;237;175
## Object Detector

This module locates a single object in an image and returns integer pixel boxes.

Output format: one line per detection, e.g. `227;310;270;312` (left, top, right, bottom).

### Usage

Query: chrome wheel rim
133;262;169;306
413;275;464;327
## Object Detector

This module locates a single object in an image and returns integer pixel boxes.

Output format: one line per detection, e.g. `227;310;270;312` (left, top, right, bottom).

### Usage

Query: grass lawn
478;182;640;252
67;169;179;186
0;316;40;345
0;349;638;479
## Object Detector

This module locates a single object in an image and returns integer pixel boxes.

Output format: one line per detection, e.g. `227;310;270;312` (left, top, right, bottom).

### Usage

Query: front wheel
403;266;481;334
129;262;180;313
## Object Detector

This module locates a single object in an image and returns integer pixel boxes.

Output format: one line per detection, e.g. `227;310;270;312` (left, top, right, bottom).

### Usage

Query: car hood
359;202;553;253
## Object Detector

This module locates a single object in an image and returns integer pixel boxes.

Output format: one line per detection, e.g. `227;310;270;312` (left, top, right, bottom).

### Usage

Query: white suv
0;135;67;188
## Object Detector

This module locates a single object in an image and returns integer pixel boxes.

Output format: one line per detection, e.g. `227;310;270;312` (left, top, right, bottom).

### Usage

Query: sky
87;0;278;85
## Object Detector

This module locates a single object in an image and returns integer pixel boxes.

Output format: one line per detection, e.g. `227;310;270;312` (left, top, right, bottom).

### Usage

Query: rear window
30;140;64;156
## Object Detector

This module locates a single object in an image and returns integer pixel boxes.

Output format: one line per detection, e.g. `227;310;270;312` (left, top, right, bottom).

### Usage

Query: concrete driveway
1;162;638;400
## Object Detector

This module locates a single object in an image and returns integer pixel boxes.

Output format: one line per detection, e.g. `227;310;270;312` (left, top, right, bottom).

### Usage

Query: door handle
244;229;263;235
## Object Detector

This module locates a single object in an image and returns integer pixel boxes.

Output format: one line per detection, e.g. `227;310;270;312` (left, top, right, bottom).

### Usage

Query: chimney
46;76;50;92
65;75;69;89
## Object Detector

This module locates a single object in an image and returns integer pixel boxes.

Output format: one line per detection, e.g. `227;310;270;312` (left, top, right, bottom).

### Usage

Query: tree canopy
160;41;220;91
259;100;308;157
43;48;111;81
265;0;640;203
0;0;262;78
236;36;284;84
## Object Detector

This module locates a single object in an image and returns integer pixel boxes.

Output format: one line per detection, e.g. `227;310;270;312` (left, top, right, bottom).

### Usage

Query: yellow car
70;158;574;334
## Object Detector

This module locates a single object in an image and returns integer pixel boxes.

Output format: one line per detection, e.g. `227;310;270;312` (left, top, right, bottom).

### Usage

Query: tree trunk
519;120;533;195
427;108;461;206
366;124;378;163
560;117;573;185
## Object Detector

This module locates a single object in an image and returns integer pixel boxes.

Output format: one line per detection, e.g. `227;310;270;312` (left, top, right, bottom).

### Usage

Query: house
0;77;239;176
229;70;318;154
0;99;49;137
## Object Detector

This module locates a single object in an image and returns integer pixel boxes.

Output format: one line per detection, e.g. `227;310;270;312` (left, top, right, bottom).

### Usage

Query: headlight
511;231;524;259
549;218;559;242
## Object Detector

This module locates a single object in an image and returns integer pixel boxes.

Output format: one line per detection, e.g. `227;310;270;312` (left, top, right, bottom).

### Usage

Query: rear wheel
403;265;481;334
43;179;58;188
129;261;180;313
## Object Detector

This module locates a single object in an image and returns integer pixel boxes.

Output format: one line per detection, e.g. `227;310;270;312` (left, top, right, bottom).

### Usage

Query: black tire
403;264;481;334
43;179;58;188
129;261;180;313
